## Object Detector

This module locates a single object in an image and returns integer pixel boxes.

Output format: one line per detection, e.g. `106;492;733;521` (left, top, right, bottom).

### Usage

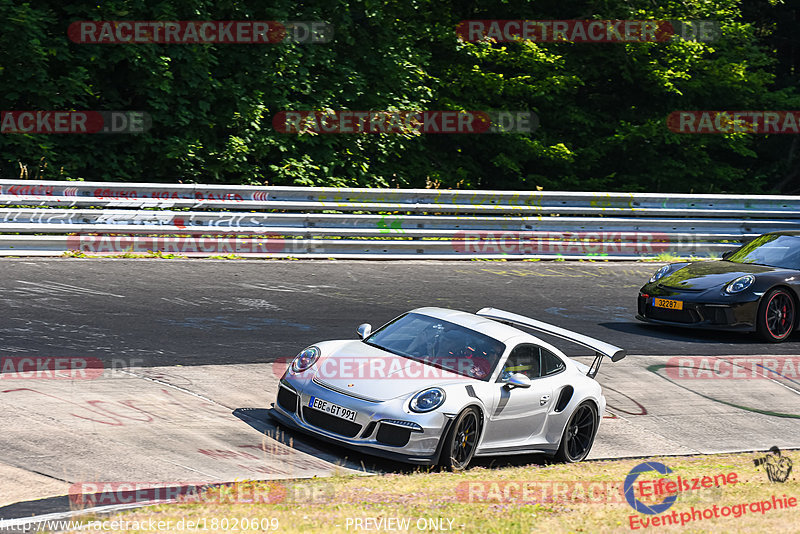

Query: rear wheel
757;288;796;343
555;402;597;463
439;407;480;471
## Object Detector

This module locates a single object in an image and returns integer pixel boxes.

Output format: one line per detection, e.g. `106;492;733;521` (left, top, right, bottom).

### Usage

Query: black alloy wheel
555;402;597;463
757;288;796;342
440;407;480;471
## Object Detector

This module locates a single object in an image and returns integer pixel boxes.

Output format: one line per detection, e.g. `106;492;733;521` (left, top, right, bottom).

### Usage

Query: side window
501;344;541;380
541;348;566;376
499;345;566;381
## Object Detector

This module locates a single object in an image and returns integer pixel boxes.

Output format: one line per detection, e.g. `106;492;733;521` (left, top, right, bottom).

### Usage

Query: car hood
311;340;471;401
657;261;775;291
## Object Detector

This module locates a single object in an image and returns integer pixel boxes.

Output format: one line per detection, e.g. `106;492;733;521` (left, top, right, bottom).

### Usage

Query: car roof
409;306;529;343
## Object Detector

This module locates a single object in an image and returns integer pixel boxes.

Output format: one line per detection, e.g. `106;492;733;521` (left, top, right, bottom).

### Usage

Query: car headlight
291;346;320;373
726;275;755;294
649;265;671;283
409;387;446;413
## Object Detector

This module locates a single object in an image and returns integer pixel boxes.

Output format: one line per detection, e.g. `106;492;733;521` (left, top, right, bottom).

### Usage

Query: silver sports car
269;307;625;470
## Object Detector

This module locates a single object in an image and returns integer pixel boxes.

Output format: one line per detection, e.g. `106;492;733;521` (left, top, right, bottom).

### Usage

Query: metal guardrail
0;179;797;258
3;179;800;216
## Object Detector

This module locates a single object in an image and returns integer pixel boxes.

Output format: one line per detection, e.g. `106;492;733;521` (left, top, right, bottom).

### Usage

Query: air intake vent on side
555;386;574;413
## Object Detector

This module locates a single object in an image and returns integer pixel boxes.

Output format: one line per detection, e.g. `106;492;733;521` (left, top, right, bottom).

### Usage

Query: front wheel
555;401;598;463
757;288;796;343
439;407;480;471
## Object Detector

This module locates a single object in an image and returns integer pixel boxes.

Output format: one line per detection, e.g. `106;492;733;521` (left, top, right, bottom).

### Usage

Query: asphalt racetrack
1;259;799;519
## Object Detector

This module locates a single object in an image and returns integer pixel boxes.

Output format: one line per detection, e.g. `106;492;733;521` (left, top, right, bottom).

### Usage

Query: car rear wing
476;307;626;379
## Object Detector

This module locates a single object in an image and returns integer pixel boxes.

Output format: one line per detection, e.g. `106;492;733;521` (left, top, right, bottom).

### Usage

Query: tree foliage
1;0;799;193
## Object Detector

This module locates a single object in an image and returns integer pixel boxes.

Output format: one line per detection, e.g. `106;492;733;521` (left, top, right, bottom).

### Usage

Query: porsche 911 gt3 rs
269;307;625;470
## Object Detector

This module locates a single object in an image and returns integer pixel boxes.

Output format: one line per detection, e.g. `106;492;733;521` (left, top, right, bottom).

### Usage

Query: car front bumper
636;286;759;331
270;378;454;465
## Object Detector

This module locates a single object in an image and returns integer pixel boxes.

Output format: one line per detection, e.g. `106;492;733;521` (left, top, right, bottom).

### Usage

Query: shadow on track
596;321;800;347
234;408;555;474
233;408;417;474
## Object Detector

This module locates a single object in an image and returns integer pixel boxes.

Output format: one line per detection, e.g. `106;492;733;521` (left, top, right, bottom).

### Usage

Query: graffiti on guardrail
3;181;800;213
0;184;57;196
90;188;245;201
0;210;285;226
378;215;405;233
0;180;795;258
0;185;246;201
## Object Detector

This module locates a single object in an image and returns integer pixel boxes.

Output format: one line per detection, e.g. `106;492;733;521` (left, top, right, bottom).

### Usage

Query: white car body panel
270;307;621;466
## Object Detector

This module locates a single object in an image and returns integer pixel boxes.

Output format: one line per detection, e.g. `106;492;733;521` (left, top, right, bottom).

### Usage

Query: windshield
727;234;800;269
364;312;506;381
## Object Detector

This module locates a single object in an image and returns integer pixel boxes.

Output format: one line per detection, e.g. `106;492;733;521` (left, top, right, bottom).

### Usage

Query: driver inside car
406;323;445;358
499;346;540;381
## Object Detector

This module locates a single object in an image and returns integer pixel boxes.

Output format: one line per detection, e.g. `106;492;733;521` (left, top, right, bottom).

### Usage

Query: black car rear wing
476;307;626;379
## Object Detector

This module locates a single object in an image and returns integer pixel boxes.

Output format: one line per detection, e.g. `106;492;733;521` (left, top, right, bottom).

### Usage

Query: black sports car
637;232;800;342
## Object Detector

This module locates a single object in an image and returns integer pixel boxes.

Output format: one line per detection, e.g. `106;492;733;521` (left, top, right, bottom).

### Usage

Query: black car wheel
555;401;597;463
757;288;796;342
439;407;480;471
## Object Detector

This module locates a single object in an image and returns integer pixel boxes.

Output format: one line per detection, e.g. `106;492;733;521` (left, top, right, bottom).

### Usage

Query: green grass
58;451;799;533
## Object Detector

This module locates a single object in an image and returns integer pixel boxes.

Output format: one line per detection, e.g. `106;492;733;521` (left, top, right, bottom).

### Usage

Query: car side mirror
504;372;531;389
357;323;372;339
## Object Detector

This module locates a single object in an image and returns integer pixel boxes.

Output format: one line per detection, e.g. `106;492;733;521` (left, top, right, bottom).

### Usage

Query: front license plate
652;297;683;310
308;396;358;422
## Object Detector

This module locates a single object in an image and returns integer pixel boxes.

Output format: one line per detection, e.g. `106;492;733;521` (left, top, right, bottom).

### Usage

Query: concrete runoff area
1;259;799;517
1;355;800;514
0;365;366;517
0;463;70;509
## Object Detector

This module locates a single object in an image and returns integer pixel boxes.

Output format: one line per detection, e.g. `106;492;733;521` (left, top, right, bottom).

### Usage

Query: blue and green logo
624;462;677;515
